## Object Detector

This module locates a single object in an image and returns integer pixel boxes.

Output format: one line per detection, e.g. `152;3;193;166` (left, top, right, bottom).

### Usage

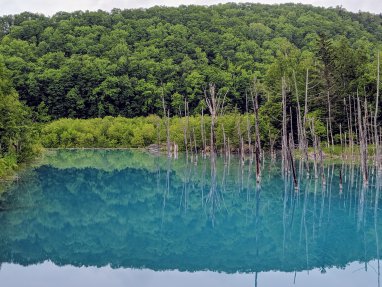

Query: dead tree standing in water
251;77;262;182
161;89;171;158
375;51;380;168
282;77;289;172
204;83;228;156
357;92;368;184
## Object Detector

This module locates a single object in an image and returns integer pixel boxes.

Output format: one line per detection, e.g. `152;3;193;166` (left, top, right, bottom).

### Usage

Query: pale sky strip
0;0;381;16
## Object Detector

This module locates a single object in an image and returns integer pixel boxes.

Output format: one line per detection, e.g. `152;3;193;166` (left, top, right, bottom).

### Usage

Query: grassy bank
40;116;373;160
0;155;18;179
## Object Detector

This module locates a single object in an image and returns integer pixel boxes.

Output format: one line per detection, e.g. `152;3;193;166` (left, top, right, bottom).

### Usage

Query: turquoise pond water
0;149;381;287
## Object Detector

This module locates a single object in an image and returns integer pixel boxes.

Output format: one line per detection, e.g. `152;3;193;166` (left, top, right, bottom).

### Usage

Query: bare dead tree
353;98;359;150
309;118;319;179
245;92;253;159
348;95;354;159
222;124;228;164
282;77;288;172
357;92;368;184
302;69;310;174
344;97;350;160
364;96;370;146
293;70;304;152
161;90;171;158
183;99;189;159
251;77;262;182
326;118;330;149
237;118;245;165
251;78;262;156
375;51;380;168
288;133;298;190
339;123;343;160
201;109;206;157
290;107;294;149
327;90;334;150
204;83;228;155
193;127;198;163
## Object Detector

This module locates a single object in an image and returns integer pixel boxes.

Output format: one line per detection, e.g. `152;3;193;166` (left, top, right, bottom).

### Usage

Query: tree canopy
0;3;381;121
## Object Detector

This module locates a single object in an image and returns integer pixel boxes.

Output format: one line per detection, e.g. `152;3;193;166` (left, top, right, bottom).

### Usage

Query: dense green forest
1;3;381;119
1;3;382;174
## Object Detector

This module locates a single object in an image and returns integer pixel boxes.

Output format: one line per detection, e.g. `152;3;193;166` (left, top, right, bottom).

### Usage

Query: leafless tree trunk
251;77;262;181
348;95;354;159
309;118;319;179
183;99;189;159
326;118;330;149
246;92;253;159
302;69;310;174
222;124;228;163
357;92;368;184
375;51;380;168
327;90;334;150
162;91;171;157
201;109;206;157
354;98;359;149
282;77;288;171
293;70;304;152
237;119;244;165
339;123;343;160
290;107;294;150
193;127;198;163
204;83;228;155
289;133;298;190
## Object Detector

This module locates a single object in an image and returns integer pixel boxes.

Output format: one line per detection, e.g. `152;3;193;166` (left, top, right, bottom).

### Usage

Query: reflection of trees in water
0;151;382;278
375;170;381;287
277;160;382;285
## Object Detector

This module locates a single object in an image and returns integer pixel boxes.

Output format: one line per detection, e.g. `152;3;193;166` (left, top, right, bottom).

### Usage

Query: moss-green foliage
0;154;18;178
41;116;159;148
41;114;273;149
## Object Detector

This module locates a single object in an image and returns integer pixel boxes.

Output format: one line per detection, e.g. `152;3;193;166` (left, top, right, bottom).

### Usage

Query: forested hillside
0;60;39;177
0;3;381;121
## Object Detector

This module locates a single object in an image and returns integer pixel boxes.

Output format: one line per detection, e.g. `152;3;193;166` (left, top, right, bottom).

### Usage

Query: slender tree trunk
201;109;206;157
309;119;319;179
375;51;380;167
293;70;304;152
193;127;198;162
282;77;288;172
245;92;253;159
222;124;227;163
303;69;310;174
339;123;343;160
251;77;262;159
162;92;170;157
327;91;334;150
251;78;262;181
288;133;298;190
349;95;354;159
357;92;368;184
204;83;228;156
326;118;330;149
183;99;188;159
290;107;294;150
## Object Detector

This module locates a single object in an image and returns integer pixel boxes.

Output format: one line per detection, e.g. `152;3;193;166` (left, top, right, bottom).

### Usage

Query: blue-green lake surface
0;149;381;286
